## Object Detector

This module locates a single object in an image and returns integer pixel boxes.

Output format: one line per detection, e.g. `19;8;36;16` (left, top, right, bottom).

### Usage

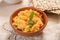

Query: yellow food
12;9;43;32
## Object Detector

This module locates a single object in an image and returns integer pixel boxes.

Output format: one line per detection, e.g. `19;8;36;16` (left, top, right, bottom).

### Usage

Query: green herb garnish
29;11;34;19
28;11;34;25
28;20;34;25
25;26;30;32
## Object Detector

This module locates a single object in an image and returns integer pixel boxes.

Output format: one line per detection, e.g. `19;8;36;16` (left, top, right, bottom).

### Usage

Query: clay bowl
10;7;48;36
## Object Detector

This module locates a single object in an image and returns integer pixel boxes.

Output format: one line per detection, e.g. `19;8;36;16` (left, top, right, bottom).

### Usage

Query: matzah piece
29;0;60;14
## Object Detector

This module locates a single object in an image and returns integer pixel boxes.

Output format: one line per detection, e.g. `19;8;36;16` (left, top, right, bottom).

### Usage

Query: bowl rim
10;6;48;34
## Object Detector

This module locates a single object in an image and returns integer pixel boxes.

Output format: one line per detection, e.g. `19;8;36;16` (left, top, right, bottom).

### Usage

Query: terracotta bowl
10;7;48;36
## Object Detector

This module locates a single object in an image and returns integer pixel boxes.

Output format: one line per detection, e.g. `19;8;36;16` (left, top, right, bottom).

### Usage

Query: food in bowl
12;9;44;32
